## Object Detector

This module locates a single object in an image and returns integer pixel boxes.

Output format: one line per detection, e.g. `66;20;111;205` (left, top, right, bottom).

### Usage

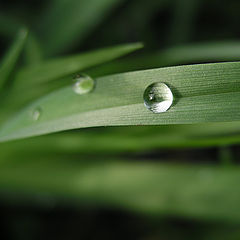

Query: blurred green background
1;0;240;239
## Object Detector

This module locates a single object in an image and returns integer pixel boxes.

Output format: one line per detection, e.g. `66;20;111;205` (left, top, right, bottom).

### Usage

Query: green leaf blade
1;159;240;222
1;61;240;142
14;42;143;88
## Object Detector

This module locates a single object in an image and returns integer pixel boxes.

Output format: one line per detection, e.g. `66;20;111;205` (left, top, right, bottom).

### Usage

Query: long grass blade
0;158;240;222
1;61;240;142
1;122;240;159
14;42;143;88
87;41;240;77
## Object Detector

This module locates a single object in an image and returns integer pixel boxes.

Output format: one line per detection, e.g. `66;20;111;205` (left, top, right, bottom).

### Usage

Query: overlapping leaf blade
88;41;240;77
1;122;240;159
0;158;240;222
14;42;143;88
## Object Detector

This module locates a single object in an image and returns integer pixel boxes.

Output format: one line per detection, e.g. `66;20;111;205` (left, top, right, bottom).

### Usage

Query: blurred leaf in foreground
1;122;240;159
0;157;240;222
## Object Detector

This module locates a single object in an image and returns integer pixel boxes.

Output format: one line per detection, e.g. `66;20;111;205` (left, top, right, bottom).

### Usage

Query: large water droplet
32;107;42;121
73;74;95;94
143;82;173;113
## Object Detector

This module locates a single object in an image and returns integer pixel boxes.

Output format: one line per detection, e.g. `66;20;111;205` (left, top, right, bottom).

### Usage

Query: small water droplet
32;107;42;121
73;74;95;95
143;82;173;113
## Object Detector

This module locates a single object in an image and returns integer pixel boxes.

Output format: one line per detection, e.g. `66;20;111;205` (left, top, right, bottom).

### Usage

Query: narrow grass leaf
1;159;240;222
88;41;240;77
1;61;240;142
14;42;143;88
1;122;240;159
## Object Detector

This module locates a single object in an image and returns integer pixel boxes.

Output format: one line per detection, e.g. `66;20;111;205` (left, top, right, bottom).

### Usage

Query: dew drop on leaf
32;107;42;121
143;82;173;113
73;74;95;95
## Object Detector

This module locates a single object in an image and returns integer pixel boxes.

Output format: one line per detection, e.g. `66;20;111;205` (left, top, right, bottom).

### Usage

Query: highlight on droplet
32;107;42;121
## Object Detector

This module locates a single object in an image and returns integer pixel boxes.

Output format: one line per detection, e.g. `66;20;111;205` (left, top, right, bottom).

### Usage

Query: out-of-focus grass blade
0;28;28;91
0;62;240;141
88;41;240;77
159;41;240;66
1;122;240;159
1;158;240;222
14;42;143;88
38;0;123;56
2;61;240;142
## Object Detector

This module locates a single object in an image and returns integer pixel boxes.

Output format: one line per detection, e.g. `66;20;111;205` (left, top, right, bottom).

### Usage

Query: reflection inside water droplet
143;82;173;113
32;107;42;121
73;74;95;95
